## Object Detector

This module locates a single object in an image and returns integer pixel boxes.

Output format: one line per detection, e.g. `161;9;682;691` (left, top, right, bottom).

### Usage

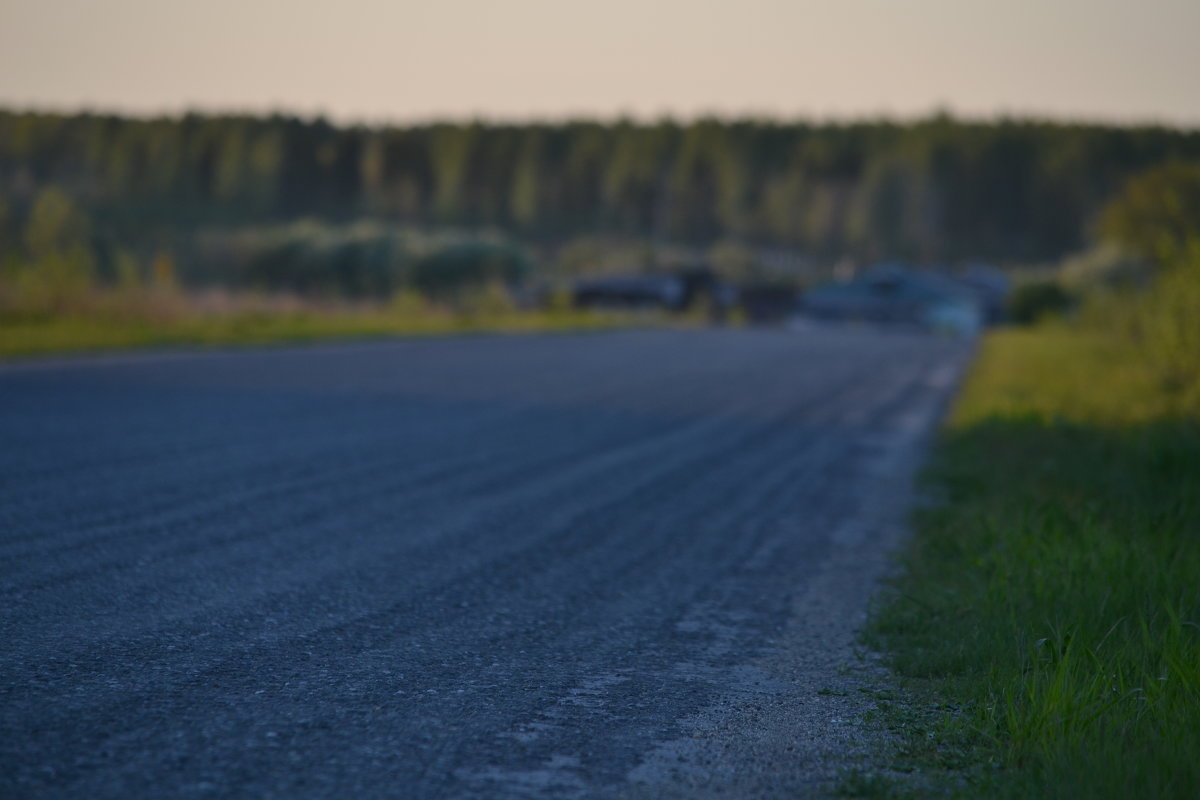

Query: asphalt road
1;327;967;798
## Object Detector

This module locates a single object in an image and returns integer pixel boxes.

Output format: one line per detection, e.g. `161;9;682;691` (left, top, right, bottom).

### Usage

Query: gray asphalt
0;327;966;799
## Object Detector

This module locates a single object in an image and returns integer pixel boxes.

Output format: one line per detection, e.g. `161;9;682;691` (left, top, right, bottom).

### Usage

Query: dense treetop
2;109;1199;263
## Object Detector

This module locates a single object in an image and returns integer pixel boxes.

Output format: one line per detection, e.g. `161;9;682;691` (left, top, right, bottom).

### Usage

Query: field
854;327;1200;798
0;303;635;359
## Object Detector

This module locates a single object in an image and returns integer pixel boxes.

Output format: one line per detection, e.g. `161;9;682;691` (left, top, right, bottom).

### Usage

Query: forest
2;109;1200;298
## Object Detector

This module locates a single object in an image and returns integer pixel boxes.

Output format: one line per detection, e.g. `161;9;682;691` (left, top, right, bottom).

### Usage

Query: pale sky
1;0;1197;125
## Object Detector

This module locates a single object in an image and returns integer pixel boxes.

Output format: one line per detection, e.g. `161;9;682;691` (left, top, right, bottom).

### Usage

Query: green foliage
190;222;537;300
866;329;1200;798
460;280;517;318
951;328;1177;425
544;286;574;314
4;110;1200;262
114;250;143;292
1006;280;1072;325
23;187;90;261
1076;246;1200;403
1100;162;1200;265
1132;265;1200;397
411;243;529;299
0;298;629;359
552;236;657;279
1;188;95;314
151;252;179;292
1057;244;1150;292
212;220;416;297
388;288;429;317
707;239;760;283
1106;258;1200;402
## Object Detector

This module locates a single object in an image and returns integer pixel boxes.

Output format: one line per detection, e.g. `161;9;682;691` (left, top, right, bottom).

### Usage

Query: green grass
848;327;1200;799
0;307;636;359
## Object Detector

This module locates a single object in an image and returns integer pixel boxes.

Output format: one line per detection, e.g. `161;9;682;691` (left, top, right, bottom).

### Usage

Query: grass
0;305;637;359
846;326;1200;799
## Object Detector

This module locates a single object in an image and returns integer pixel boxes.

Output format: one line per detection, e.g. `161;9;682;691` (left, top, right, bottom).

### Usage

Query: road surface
1;328;967;798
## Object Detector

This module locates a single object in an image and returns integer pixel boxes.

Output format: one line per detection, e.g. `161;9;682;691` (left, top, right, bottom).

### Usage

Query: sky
1;0;1198;126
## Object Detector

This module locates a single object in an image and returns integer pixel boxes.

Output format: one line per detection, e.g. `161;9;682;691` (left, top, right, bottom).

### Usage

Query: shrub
1129;256;1200;400
1100;161;1200;265
1007;279;1072;324
412;243;529;299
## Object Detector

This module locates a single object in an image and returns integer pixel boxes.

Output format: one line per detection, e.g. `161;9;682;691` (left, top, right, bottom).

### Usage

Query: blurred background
0;0;1198;355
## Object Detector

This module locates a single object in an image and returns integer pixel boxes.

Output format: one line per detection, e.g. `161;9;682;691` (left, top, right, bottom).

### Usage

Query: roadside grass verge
0;307;637;359
847;327;1200;798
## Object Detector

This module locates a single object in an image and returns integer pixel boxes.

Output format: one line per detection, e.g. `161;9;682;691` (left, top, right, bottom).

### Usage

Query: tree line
2;109;1200;263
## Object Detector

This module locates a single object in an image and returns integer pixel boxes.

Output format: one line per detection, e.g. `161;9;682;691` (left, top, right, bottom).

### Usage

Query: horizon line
3;100;1198;133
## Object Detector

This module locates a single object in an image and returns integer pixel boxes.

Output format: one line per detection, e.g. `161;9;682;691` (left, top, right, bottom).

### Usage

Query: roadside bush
1058;243;1151;291
459;280;517;318
412;243;529;300
389;288;431;318
1007;279;1072;324
1100;161;1200;265
1;187;96;316
1078;244;1200;403
1127;254;1200;400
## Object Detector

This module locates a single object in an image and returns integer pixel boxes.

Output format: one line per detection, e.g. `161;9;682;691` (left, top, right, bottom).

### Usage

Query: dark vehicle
572;269;735;314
